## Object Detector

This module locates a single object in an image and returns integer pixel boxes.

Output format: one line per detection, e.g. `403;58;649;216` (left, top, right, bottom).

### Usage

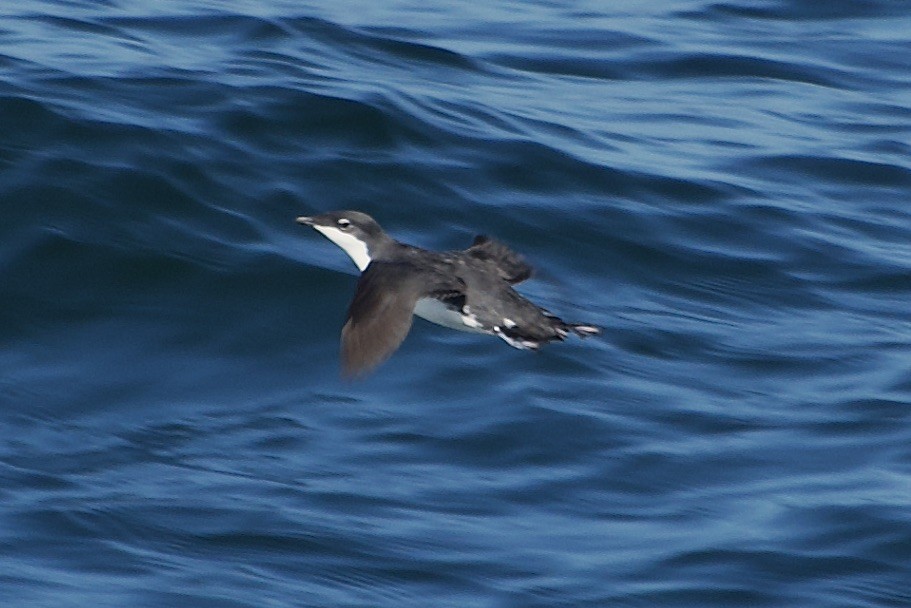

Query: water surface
2;1;910;606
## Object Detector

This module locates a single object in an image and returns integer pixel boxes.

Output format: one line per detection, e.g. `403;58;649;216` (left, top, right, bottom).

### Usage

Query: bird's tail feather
568;323;600;338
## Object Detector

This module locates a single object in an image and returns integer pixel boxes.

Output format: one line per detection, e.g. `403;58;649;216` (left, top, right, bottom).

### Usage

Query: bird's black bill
296;216;314;226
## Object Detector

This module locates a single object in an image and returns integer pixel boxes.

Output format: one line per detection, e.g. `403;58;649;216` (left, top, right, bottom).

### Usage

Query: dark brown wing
341;261;463;377
466;235;533;284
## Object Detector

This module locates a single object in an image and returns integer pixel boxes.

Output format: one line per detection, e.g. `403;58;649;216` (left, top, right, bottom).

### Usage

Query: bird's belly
413;298;487;334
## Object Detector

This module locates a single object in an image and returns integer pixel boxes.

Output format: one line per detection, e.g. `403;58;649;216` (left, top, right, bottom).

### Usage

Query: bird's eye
337;218;351;230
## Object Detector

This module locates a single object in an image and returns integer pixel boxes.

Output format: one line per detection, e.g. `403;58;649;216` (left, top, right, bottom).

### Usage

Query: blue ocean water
2;0;911;606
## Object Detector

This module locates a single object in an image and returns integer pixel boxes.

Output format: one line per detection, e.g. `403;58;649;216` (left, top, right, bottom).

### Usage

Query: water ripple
2;2;911;607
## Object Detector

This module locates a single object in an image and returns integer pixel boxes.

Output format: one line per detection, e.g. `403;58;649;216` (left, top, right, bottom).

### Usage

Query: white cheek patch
312;225;372;271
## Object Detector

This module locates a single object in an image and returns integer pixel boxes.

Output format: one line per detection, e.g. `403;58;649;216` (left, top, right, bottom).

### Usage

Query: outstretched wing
341;261;463;377
465;235;533;284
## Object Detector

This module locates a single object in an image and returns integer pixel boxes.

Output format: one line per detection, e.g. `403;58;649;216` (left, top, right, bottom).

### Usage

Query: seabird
296;210;600;376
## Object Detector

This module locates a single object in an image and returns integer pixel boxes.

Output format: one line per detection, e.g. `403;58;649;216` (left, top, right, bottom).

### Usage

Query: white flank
493;327;539;350
414;298;487;334
312;225;372;271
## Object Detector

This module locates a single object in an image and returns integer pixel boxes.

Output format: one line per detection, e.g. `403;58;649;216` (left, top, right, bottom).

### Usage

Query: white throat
313;225;372;271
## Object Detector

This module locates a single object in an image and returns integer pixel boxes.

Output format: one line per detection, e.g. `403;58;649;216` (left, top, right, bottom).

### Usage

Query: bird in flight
297;210;600;376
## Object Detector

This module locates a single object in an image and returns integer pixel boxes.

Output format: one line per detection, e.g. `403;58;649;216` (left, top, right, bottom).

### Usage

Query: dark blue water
3;1;911;606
